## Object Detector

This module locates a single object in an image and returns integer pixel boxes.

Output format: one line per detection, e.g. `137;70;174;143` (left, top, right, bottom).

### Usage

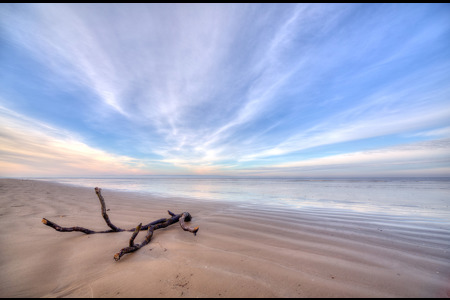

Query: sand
0;178;449;298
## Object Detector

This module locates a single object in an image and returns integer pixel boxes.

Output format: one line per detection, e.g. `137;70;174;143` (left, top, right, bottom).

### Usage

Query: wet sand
0;178;449;297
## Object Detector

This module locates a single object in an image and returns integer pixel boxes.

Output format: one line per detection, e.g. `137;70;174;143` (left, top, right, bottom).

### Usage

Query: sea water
30;176;450;222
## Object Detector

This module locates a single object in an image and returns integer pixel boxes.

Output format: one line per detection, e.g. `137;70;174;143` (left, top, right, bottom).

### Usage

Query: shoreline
18;176;450;222
0;178;449;297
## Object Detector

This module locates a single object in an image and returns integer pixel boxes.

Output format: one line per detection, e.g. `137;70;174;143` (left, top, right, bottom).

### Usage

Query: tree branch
42;187;199;261
94;187;122;232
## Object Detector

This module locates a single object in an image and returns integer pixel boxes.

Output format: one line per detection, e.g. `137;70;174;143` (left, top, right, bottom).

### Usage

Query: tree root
42;187;199;261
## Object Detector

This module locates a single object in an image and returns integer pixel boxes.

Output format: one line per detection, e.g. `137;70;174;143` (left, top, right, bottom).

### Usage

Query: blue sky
1;3;449;177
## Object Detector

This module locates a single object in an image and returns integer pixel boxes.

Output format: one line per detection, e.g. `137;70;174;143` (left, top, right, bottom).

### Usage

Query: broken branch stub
42;187;199;261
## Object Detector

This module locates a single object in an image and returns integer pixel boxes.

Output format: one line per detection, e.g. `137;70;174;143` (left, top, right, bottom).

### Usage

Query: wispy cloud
410;126;450;138
239;67;450;162
0;106;172;176
0;4;128;116
235;138;450;177
1;3;449;176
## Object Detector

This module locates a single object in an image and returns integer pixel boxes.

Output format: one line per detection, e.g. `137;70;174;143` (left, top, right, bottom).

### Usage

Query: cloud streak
235;139;450;177
0;106;173;176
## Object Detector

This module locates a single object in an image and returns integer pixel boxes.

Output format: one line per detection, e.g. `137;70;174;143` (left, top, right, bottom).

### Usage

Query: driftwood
42;187;199;261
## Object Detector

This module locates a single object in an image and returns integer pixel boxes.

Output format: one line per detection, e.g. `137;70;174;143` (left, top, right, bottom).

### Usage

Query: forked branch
42;187;199;261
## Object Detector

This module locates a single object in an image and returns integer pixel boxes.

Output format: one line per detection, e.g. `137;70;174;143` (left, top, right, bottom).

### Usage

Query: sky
0;3;450;178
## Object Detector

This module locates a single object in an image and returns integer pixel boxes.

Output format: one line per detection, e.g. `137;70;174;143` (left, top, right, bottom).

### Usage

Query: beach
0;178;449;297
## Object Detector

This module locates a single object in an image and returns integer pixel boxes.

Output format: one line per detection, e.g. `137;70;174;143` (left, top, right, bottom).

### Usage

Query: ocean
30;176;450;222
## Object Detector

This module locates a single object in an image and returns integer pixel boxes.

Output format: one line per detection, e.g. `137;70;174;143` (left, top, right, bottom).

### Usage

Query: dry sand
0;178;449;298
